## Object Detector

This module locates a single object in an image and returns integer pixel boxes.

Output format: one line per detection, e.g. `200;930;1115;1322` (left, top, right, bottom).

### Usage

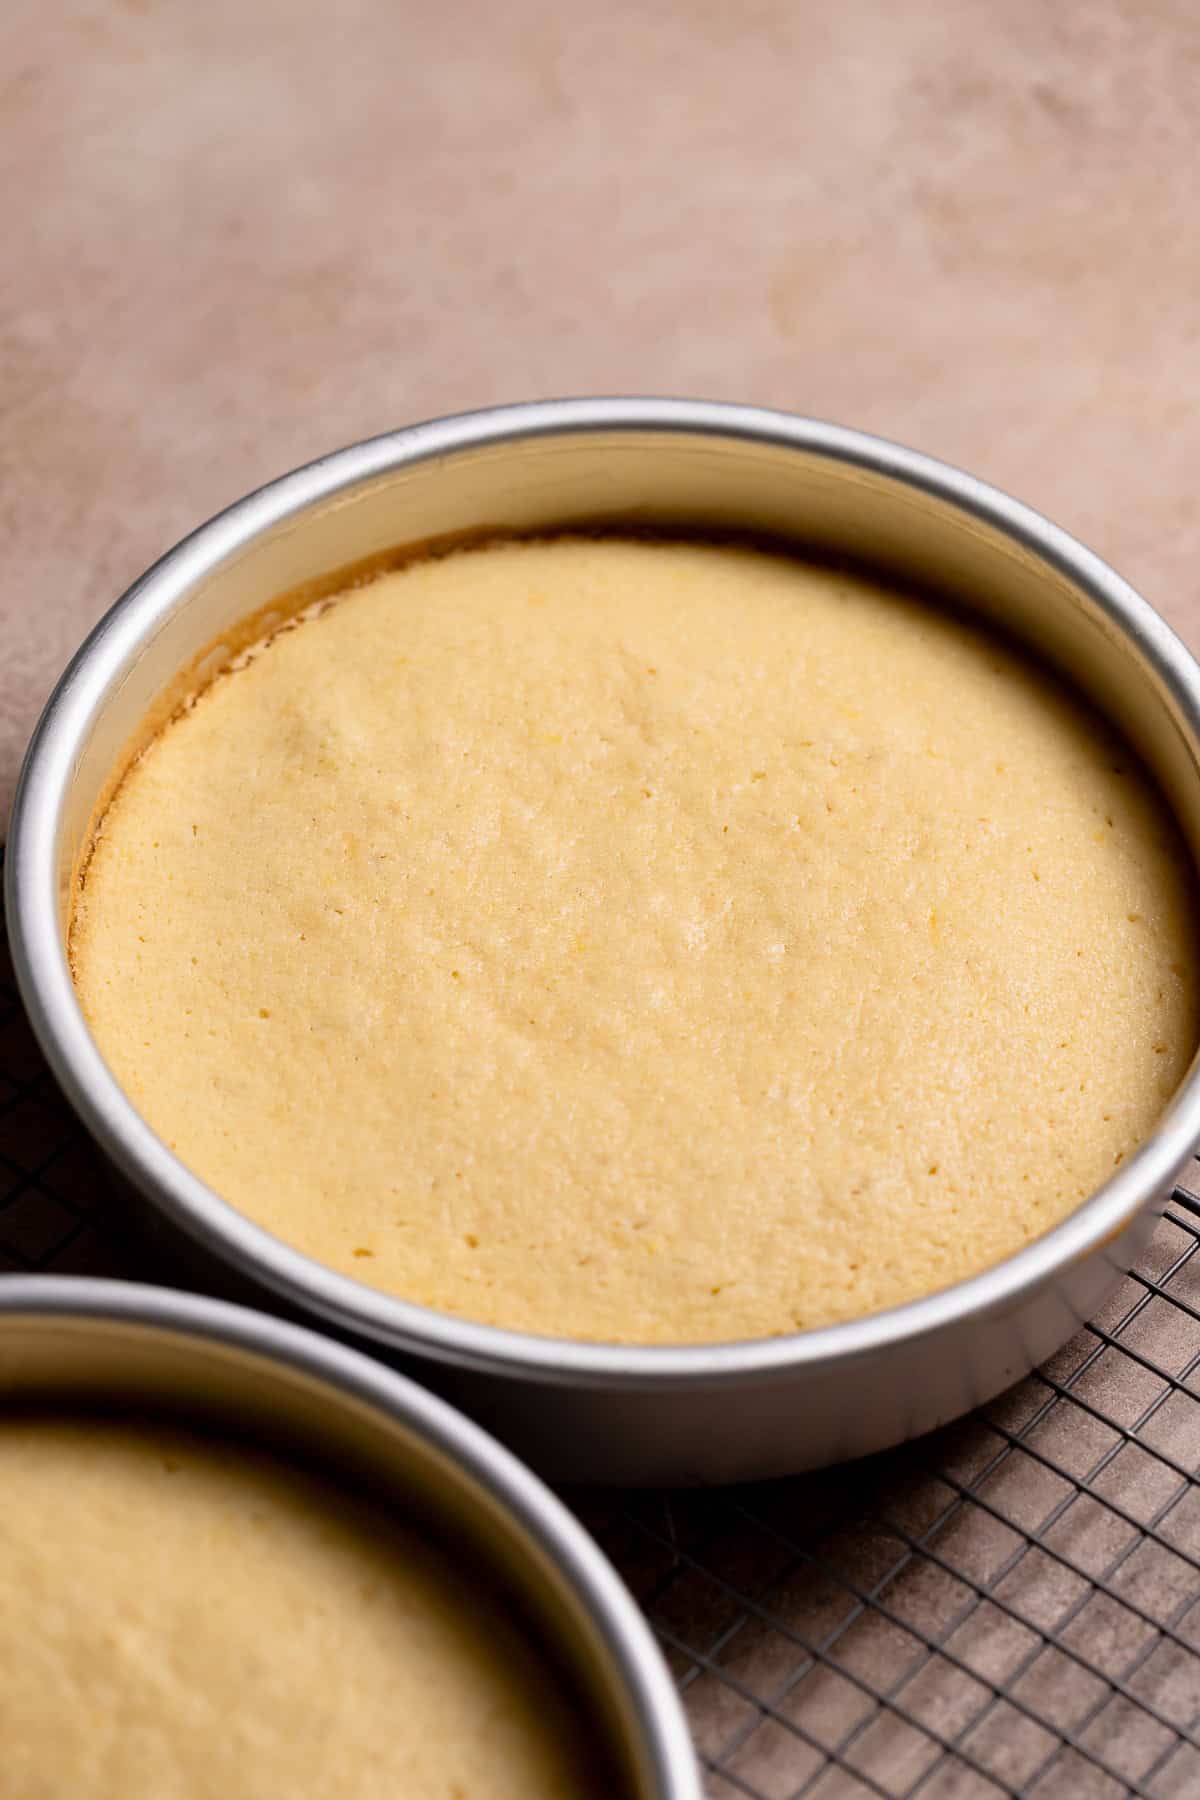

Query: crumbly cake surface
0;1416;597;1798
72;537;1199;1342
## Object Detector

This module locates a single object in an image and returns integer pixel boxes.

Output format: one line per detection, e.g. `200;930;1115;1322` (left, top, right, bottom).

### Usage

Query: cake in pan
71;536;1200;1342
0;1413;601;1797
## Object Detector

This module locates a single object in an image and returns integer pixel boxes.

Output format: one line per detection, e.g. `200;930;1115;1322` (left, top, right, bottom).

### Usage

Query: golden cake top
72;536;1199;1342
0;1414;601;1797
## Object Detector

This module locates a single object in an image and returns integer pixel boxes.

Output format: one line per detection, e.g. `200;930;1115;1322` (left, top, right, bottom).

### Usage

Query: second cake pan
0;1275;699;1796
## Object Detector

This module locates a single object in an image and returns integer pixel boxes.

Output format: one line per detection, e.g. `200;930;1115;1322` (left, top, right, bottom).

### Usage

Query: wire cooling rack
5;888;1200;1797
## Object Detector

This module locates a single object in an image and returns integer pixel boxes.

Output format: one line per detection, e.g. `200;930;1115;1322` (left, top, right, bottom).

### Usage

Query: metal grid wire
5;887;1200;1797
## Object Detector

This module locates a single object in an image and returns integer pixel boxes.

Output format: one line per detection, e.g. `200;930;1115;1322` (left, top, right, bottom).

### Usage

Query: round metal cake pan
0;1275;698;1797
8;398;1200;1484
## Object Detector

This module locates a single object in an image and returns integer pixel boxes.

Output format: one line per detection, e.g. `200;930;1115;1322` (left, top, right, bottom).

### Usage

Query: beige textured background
5;0;1200;822
7;7;1200;1792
